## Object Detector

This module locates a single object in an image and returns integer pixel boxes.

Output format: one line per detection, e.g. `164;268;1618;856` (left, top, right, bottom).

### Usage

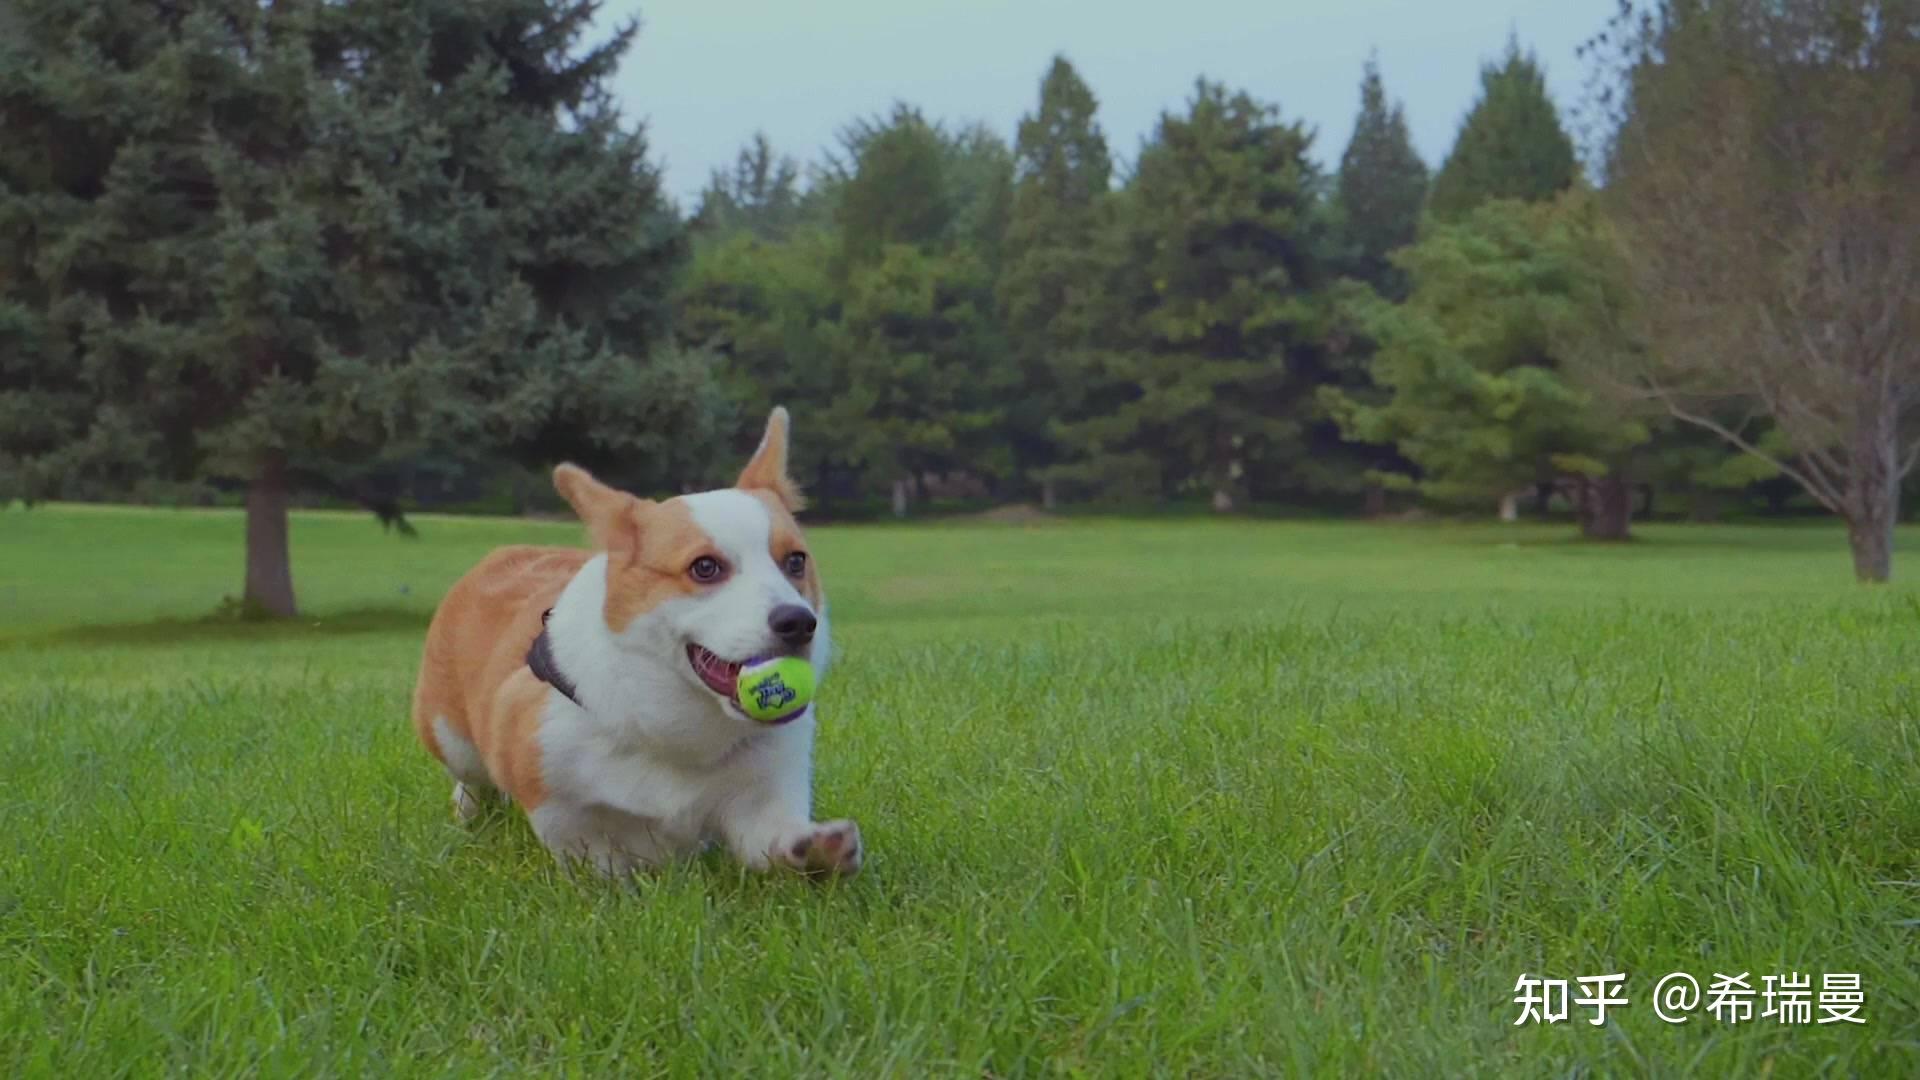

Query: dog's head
551;407;826;720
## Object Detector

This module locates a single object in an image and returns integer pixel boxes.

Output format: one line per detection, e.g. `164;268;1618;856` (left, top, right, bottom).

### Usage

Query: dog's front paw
776;819;862;878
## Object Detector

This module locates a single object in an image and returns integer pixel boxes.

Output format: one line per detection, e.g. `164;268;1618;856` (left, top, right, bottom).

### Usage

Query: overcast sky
598;0;1616;209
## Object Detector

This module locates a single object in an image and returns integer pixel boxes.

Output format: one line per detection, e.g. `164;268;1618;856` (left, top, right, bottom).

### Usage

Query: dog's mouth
687;643;744;699
686;643;808;725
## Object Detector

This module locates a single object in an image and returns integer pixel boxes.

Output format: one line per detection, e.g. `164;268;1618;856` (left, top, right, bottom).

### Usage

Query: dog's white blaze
674;488;834;674
678;490;813;662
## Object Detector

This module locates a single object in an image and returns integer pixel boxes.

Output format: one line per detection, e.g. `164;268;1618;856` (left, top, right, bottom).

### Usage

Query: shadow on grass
13;606;432;649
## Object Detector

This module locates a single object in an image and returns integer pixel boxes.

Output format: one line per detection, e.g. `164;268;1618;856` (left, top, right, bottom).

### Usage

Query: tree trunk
1040;476;1057;512
890;478;909;519
1535;481;1556;519
1208;431;1243;514
1843;418;1897;583
1499;492;1519;522
245;456;298;617
1579;475;1633;541
1847;514;1893;582
1363;481;1386;517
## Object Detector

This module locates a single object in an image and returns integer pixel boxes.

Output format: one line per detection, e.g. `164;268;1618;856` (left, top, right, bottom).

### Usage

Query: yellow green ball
736;656;816;723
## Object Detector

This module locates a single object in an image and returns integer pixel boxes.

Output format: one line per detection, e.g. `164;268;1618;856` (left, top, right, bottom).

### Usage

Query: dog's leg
771;819;863;878
451;781;491;822
528;802;679;879
450;781;512;822
429;716;503;823
715;767;862;878
720;799;863;877
530;806;644;878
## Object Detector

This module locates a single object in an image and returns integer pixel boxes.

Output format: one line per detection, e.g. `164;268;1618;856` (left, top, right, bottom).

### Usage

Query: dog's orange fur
410;545;583;809
410;414;819;814
599;500;725;632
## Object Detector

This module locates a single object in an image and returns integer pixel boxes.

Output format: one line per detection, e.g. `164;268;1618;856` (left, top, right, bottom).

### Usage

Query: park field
2;504;1917;1076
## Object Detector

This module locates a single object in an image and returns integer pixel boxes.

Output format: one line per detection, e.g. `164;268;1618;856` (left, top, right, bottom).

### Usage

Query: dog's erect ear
735;406;804;512
553;464;652;558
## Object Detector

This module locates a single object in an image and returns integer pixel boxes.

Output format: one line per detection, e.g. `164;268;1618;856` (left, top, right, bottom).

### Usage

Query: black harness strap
526;608;583;707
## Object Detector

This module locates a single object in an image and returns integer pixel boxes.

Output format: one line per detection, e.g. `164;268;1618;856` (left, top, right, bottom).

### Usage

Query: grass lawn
2;503;1917;1076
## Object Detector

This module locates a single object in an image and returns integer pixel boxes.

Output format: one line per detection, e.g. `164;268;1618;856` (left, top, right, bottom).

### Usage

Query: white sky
597;0;1617;208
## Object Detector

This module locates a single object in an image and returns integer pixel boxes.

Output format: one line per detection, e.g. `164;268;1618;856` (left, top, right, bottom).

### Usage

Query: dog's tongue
690;645;743;697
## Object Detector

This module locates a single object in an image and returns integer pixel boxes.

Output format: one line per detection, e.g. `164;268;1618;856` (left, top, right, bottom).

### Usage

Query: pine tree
774;104;1021;513
0;0;712;616
1054;81;1335;511
999;55;1113;507
1333;55;1429;300
1428;38;1579;220
693;133;803;243
1327;194;1651;539
673;225;842;496
822;245;1015;509
1325;55;1431;514
824;105;1014;276
945;123;1015;275
833;104;954;270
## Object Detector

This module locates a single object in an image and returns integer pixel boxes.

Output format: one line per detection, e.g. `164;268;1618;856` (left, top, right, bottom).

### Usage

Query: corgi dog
410;408;860;878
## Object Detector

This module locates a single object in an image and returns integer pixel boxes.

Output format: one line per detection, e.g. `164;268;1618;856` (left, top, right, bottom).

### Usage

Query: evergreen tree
1326;55;1431;513
999;56;1113;507
821;245;1014;509
673;225;843;495
822;106;1015;273
1428;38;1579;220
1333;55;1429;299
693;133;803;243
833;104;954;269
944;123;1015;274
1327;194;1651;538
0;0;712;615
1054;81;1335;511
682;104;1020;513
1639;423;1781;521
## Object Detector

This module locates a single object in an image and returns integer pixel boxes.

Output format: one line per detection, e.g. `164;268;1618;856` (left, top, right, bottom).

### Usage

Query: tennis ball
736;656;816;723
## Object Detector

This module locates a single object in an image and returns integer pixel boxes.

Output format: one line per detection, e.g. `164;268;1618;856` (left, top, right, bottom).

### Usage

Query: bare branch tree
1582;0;1920;581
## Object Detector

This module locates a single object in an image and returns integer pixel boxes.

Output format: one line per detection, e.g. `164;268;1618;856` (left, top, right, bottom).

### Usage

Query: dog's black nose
768;604;817;646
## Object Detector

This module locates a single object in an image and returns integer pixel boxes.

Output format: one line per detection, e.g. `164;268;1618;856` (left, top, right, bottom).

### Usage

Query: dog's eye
689;556;725;583
783;552;808;578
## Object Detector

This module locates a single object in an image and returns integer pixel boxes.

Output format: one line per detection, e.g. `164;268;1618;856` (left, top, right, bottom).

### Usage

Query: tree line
2;0;1915;616
680;5;1919;588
